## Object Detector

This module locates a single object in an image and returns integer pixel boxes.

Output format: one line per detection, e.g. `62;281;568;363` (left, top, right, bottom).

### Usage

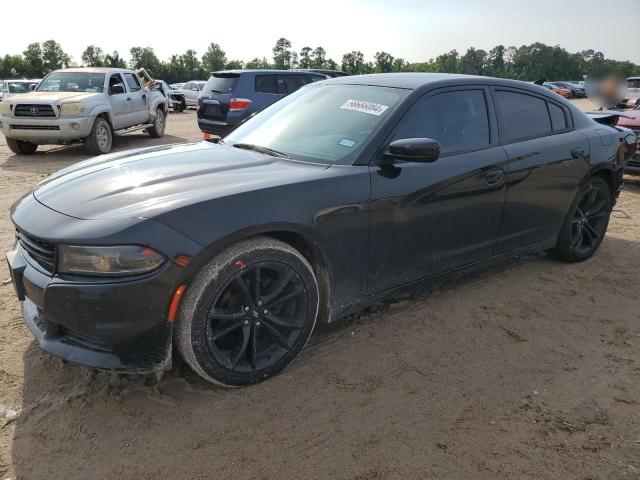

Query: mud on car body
6;73;635;386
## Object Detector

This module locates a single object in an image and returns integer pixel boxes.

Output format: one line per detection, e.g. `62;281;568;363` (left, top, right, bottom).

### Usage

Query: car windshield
36;72;105;93
224;84;409;165
7;82;33;93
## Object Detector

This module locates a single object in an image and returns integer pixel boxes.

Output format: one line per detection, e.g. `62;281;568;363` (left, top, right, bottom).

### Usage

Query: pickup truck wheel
147;108;165;138
6;138;38;155
85;118;113;155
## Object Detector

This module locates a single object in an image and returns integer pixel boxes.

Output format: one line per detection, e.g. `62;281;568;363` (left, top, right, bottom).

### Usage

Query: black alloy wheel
176;237;319;386
548;176;612;262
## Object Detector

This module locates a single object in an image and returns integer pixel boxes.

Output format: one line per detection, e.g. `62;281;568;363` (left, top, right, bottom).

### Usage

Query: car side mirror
385;138;441;163
109;85;125;95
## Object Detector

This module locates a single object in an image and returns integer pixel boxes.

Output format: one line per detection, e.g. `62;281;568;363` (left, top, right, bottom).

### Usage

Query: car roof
324;72;564;92
55;67;124;74
211;69;316;76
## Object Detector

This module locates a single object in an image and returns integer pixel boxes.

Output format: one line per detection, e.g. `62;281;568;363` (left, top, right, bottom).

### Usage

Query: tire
147;108;165;138
6;138;38;155
547;176;612;262
85;117;113;155
175;237;319;386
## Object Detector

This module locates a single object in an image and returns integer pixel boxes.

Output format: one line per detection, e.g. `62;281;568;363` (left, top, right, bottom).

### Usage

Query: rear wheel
548;176;612;262
147;108;165;138
175;237;319;386
85;117;113;155
6;138;38;155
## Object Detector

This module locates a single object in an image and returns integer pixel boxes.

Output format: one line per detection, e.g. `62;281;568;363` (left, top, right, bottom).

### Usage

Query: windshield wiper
211;89;223;93
231;143;291;159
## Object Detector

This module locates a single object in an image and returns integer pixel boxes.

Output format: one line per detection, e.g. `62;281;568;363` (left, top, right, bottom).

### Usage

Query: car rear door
491;88;590;253
123;73;148;125
368;86;508;291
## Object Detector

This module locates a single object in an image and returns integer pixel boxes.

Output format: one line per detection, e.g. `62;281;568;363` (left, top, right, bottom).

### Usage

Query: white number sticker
340;99;389;116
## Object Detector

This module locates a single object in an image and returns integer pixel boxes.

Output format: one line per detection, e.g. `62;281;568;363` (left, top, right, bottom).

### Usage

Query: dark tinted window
394;89;490;155
628;79;640;89
277;75;308;95
124;73;141;92
204;74;239;94
108;74;126;94
255;75;278;94
308;74;327;83
495;91;551;142
548;103;568;131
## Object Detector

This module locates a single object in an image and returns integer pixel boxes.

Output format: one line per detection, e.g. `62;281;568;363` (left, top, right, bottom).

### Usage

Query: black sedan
6;73;633;386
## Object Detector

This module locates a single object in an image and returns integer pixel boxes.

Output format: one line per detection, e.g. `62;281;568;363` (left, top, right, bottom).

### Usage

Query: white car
0;79;40;100
181;80;206;107
0;68;168;155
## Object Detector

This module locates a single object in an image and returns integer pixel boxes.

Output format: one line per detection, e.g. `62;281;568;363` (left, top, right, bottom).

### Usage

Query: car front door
183;83;198;106
107;73;129;130
491;88;590;254
123;73;148;125
368;87;508;292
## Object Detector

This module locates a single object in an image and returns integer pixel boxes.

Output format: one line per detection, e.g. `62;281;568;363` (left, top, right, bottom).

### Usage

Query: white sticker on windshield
340;99;389;116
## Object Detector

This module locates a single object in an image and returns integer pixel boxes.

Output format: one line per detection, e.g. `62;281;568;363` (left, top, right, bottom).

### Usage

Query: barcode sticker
340;99;389;116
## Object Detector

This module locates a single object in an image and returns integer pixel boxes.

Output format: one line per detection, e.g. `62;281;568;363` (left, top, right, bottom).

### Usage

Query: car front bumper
7;194;204;372
0;114;94;143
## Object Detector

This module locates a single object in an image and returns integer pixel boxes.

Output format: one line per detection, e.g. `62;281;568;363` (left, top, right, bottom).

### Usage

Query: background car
0;79;40;100
549;81;587;98
197;69;328;136
171;82;185;90
182;80;206;107
157;80;187;112
541;83;572;98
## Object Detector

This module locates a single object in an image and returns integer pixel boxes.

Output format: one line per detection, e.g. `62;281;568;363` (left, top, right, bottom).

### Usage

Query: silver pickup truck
0;67;168;155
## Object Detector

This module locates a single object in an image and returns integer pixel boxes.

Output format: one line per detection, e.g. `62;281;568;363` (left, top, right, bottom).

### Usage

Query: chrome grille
17;230;56;273
14;104;56;117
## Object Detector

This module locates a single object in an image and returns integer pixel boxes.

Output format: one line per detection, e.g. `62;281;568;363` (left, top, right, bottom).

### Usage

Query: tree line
1;38;638;83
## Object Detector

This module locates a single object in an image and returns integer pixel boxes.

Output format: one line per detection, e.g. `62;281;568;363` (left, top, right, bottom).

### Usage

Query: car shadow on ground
0;134;190;174
8;234;640;479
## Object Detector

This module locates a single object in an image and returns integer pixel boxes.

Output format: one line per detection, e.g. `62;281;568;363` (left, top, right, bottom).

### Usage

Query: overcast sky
2;0;637;65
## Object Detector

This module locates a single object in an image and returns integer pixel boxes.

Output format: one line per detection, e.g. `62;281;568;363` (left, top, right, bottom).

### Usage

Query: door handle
484;168;506;185
126;97;132;101
571;148;585;159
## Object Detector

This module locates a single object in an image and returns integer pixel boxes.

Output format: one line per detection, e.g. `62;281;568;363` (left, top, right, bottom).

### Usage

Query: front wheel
175;237;319;386
85;117;112;155
548;176;612;262
147;108;165;138
6;138;38;155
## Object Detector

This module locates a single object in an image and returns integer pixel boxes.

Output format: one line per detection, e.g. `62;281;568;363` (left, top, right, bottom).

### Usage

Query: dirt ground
1;103;639;480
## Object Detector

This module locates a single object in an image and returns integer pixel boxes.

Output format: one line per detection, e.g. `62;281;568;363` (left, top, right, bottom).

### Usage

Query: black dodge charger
6;73;634;386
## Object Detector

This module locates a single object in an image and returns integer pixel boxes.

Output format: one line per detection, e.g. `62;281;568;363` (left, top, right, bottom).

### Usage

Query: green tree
129;46;162;76
42;40;70;72
22;43;44;77
486;45;505;77
374;51;394;73
273;38;292;69
311;47;326;68
180;49;204;77
0;55;27;78
392;57;409;72
299;47;312;68
225;59;244;70
81;45;105;67
202;43;227;73
104;51;127;68
460;47;487;75
432;50;460;73
341;51;365;75
245;57;271;69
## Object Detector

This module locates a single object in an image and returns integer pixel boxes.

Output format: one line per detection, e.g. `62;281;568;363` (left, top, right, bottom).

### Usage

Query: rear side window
204;74;239;94
124;73;141;92
393;89;490;155
277;75;308;95
495;90;551;142
255;75;278;94
548;103;568;131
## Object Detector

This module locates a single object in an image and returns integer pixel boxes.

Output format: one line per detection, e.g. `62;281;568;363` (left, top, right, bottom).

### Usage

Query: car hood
33;142;330;220
8;91;100;103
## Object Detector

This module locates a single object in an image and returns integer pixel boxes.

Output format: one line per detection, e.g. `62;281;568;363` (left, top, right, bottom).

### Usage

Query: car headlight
59;103;85;117
58;245;166;276
0;101;11;116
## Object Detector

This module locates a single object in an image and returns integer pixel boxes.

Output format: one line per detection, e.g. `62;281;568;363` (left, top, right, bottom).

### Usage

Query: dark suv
197;70;328;135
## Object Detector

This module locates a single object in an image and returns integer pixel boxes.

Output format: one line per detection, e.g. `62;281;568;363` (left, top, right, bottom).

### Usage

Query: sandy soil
1;105;639;480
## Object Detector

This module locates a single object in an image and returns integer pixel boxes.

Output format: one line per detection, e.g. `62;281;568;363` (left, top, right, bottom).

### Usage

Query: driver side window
109;74;126;94
393;89;490;156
